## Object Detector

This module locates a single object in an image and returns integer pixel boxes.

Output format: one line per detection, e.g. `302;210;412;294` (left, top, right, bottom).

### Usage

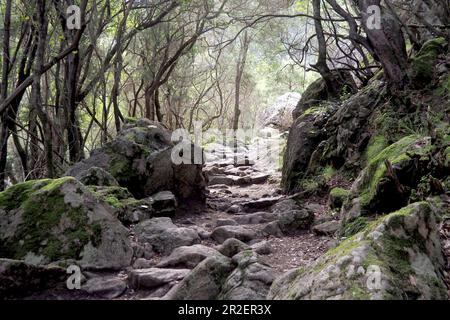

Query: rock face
282;105;337;193
269;202;448;300
282;82;381;194
292;70;356;119
409;37;448;88
259;92;301;131
0;177;133;269
66;119;206;203
342;135;431;223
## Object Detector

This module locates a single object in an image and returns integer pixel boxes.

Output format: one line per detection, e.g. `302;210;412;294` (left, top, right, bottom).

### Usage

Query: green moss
365;135;387;161
349;283;371;300
436;74;450;96
124;116;138;124
0;179;50;211
329;187;350;209
410;37;447;84
0;178;104;262
301;105;329;117
109;154;134;182
358;135;428;209
287;202;447;299
341;217;369;238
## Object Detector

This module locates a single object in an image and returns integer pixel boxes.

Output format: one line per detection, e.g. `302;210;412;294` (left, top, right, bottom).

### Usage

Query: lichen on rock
269;202;448;300
0;177;132;269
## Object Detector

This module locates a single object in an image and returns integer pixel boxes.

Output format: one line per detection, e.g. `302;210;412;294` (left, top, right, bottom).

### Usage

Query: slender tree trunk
32;0;54;178
312;0;347;95
0;0;12;190
232;31;250;131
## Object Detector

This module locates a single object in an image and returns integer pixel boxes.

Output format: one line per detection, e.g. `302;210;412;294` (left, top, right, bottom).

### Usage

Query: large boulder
292;70;356;119
0;177;133;269
260;92;301;131
282;105;337;193
282;83;383;194
65;119;206;203
269;202;448;300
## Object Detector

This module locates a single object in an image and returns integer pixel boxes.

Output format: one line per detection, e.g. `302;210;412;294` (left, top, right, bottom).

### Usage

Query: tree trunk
32;0;54;178
0;0;12;190
356;0;409;90
233;31;250;131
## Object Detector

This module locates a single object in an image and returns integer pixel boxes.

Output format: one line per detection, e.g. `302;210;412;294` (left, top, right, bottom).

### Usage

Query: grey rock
226;204;242;214
149;191;177;217
134;217;177;242
262;221;283;237
251;241;272;255
157;245;220;269
163;254;234;300
312;220;340;236
211;225;259;244
271;199;300;213
82;276;127;299
129;268;190;290
269;202;448;300
135;217;200;255
216;219;238;227
0;178;133;270
233;212;278;225
208;175;234;186
217;238;251;257
65;119;206;202
150;228;201;256
133;258;155;269
278;209;314;233
219;250;277;300
241;197;282;212
76;166;119;187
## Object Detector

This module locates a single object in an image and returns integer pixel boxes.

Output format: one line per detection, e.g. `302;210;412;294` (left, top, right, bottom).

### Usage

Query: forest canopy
0;0;448;189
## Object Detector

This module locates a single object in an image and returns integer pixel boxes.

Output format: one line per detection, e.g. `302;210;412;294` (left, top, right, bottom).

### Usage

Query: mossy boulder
65;119;206;204
343;135;431;219
282;104;337;193
329;187;350;209
0;177;133;269
292;70;356;119
268;202;448;300
409;37;448;88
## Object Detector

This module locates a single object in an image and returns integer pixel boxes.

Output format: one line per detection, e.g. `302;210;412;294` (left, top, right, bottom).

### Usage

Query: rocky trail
14;131;337;300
